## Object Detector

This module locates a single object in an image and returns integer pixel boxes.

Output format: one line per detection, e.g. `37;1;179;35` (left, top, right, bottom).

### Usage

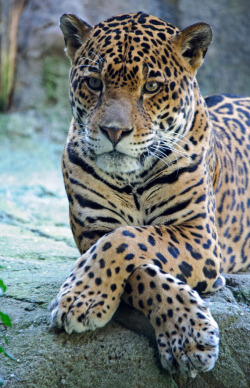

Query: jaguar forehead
78;12;179;66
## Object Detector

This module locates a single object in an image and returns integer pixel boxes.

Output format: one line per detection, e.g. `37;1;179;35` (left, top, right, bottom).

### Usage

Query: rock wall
6;0;250;111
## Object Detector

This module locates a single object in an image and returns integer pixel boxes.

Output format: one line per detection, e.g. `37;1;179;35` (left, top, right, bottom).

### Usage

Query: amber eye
144;81;161;94
86;77;103;92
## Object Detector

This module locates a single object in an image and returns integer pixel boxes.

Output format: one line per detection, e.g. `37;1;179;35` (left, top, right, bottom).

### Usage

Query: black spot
138;299;144;309
170;81;175;91
190;318;195;326
167;297;173;304
205;258;215;266
122;230;136;238
76;280;83;286
172;91;178;100
95;278;102;286
194;281;207;293
134;56;141;62
125;282;133;294
152;259;163;269
78;259;86;268
99;259;105;268
148;235;156;246
185;243;202;260
176;295;184;304
195;194;206;204
156;252;167;264
178;261;193;277
168;309;173;318
156;294;162;302
156;317;161;327
138;243;147;251
77;313;85;322
165;66;171;77
88;272;95;279
147;298;153;306
116;243;129;253
124;253;135;261
162;283;170;291
176;274;186;283
138;283;145;294
203;266;217;279
106;269;112;277
197;312;206;319
110;284;117;292
126;264;135;273
168;245;180;259
145;267;157;277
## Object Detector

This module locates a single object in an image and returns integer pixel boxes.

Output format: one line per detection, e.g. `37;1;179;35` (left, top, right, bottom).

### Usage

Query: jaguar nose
100;126;133;146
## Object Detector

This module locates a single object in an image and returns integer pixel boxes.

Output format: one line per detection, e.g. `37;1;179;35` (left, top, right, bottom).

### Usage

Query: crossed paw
50;255;124;333
155;295;219;378
50;260;219;378
123;264;219;378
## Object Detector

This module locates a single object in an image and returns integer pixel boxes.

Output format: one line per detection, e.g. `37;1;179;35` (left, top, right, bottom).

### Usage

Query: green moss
42;56;69;109
0;56;10;112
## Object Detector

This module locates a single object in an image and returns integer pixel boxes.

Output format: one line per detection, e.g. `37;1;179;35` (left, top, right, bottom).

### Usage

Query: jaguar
50;12;250;377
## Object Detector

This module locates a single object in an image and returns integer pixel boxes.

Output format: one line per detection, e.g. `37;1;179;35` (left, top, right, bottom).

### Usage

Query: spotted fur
50;12;250;377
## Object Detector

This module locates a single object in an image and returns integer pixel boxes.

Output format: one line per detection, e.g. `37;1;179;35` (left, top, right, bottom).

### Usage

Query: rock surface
0;112;249;387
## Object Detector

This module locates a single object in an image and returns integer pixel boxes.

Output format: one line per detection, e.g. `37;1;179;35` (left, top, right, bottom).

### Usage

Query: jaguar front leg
50;224;224;340
122;264;219;378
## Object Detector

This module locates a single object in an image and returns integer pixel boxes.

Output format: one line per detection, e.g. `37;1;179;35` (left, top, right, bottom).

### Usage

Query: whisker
75;64;93;70
158;141;187;158
78;56;99;65
89;51;104;63
147;149;171;167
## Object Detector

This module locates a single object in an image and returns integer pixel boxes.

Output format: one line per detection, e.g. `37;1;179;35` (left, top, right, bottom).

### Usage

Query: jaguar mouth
96;151;142;173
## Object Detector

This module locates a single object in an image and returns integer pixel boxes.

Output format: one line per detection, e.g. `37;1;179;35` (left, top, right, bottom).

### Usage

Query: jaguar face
61;13;212;174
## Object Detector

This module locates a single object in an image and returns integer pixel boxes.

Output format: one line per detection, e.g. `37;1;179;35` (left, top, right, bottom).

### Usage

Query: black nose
100;126;133;146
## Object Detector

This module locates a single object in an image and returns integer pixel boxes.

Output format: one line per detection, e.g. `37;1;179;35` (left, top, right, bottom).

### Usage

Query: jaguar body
50;12;250;377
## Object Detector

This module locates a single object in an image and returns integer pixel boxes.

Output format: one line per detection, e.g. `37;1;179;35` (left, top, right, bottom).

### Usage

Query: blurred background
0;3;249;385
1;0;250;115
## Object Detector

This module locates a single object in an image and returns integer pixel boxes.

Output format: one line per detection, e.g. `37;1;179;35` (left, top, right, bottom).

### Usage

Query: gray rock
0;112;249;387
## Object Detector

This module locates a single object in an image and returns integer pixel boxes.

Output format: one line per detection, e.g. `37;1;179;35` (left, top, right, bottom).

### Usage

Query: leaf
0;280;7;293
0;312;12;327
2;334;9;345
0;347;15;361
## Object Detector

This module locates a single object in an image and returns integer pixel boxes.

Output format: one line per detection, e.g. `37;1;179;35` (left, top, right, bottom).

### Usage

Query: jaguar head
60;12;212;174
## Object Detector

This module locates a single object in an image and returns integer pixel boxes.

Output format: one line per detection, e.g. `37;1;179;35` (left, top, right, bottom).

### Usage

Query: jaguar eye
144;81;161;94
86;77;103;92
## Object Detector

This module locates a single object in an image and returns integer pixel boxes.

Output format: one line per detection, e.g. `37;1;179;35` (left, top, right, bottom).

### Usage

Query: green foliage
0;269;15;385
42;56;69;109
0;55;10;112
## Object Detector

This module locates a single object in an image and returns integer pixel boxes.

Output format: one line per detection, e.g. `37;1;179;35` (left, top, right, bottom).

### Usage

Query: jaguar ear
173;23;212;72
60;13;93;62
